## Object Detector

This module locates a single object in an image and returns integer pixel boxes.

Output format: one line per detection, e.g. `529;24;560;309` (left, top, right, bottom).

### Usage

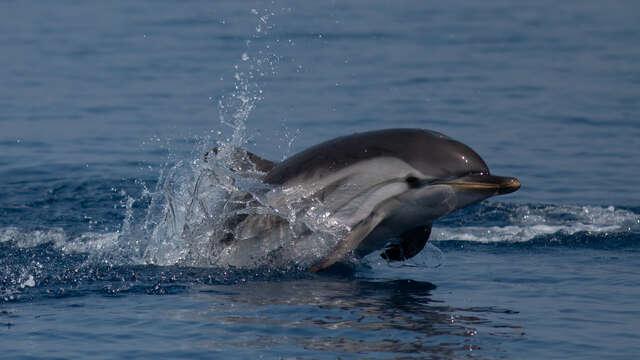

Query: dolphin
208;128;520;272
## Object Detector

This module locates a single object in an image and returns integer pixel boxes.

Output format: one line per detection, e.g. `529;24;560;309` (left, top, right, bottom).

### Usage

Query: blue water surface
1;1;640;359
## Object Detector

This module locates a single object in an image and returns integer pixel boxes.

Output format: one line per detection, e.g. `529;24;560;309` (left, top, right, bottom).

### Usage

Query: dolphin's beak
442;174;521;195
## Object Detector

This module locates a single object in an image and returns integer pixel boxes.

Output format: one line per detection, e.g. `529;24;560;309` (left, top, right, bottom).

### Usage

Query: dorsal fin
245;151;278;173
380;224;432;261
205;147;278;173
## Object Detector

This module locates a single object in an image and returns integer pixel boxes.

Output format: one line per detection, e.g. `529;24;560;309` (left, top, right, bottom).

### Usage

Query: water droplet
21;275;35;288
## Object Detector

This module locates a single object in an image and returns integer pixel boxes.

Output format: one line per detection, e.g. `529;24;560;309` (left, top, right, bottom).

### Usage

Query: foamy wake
431;204;639;243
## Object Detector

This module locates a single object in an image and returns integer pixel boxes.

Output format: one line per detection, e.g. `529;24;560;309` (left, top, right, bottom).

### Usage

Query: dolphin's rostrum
209;129;520;272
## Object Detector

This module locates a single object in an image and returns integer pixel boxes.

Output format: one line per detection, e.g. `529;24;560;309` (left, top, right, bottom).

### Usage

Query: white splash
136;151;348;270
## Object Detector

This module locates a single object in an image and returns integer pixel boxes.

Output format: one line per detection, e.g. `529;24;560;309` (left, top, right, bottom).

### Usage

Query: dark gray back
263;129;489;185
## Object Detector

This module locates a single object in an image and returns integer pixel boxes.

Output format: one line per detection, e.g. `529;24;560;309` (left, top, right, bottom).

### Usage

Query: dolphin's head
349;129;519;256
335;129;519;243
398;129;520;212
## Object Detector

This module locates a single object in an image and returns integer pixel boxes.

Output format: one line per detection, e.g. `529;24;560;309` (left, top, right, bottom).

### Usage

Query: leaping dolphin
208;128;520;272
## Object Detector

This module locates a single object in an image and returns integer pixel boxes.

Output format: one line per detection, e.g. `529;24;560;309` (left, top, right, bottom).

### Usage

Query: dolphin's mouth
434;174;521;195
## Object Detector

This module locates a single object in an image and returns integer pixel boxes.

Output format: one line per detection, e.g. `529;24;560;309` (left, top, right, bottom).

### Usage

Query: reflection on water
193;276;523;358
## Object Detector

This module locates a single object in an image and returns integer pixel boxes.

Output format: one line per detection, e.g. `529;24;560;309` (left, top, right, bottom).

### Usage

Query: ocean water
1;0;640;359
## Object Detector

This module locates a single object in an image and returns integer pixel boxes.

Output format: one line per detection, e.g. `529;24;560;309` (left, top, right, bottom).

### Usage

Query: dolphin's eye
459;170;488;178
405;175;420;188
